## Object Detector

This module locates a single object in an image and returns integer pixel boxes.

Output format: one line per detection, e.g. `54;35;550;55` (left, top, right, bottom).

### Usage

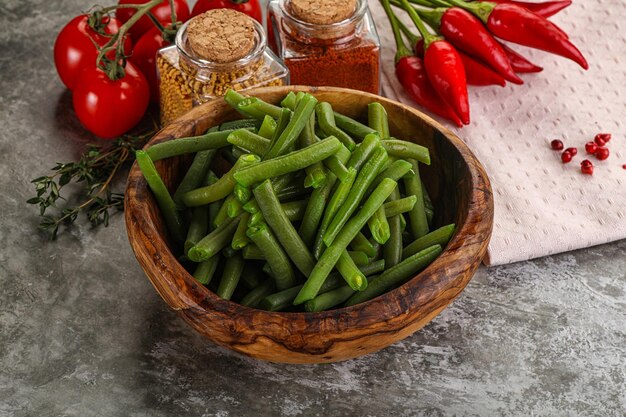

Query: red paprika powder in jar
268;0;381;94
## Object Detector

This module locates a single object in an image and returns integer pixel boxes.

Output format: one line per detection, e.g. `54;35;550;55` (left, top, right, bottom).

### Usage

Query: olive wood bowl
125;86;493;364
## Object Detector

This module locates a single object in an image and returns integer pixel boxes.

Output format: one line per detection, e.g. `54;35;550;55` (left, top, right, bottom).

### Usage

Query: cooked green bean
324;146;388;246
315;102;356;150
365;159;413;196
336;250;366;290
213;194;234;227
381;139;430;165
299;173;337;247
294;178;397;304
226;147;243;163
232;211;251;250
281;91;297;110
425;206;434;226
227;129;270;156
183;171;218;255
367;102;390;138
246;222;296;290
313;167;357;259
323;155;350;182
304;283;361;312
216;253;245;300
242;199;259;214
237;97;283;119
172;149;216;208
208;200;222;232
227;196;243;218
281;199;308;222
183;154;260;207
347;133;380;171
192;255;220;285
383;189;403;268
265;93;318;158
233;137;342;187
257;115;277;139
240;264;264;289
276;183;308;202
219;118;261;131
233;183;251;204
368;205;390;244
135;150;186;244
146;129;244;161
333;111;377;139
346;245;442;306
300;113;327;189
240;279;275;307
253;180;316;276
242;243;265;260
272;171;302;193
266;107;291;154
349;232;377;258
224;89;250;116
403;159;429;239
402;224;456;259
248;210;264;227
383;195;417;217
188;216;240;262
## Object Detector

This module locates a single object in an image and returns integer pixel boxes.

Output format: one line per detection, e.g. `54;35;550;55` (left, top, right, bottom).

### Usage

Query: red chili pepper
478;0;572;18
396;56;464;126
426;7;522;85
499;42;543;73
414;39;505;87
480;3;588;69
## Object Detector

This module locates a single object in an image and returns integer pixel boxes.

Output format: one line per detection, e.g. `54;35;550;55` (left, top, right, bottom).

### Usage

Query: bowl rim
125;86;493;331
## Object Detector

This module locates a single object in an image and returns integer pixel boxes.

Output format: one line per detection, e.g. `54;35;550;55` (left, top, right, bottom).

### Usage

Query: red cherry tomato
116;0;190;41
131;27;170;102
72;62;149;139
54;15;132;90
191;0;262;23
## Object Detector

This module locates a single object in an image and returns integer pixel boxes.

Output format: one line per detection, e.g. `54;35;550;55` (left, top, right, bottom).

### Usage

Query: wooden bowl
125;86;493;364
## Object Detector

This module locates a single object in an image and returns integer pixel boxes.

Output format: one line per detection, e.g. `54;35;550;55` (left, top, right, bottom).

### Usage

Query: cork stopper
288;0;357;25
186;9;256;63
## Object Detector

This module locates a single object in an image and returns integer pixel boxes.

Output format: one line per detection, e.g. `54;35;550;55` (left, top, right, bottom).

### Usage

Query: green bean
323;155;350;182
222;147;239;164
146;129;243;161
300;113;327;189
248;210;264;227
367;102;390;138
216;253;245;300
403;159;429;239
315;102;356;150
242;244;265;260
271;171;302;193
324;146;388;246
281;199;309;222
183;172;218;255
276;183;308;202
381;139;430;165
240;264;264;289
425;206;434;226
347;251;369;266
187;216;240;262
304;283;361;312
192;255;220;286
233;137;342;187
237;97;283;119
281;91;297;110
135;151;186;244
172;150;216;208
208;199;222;232
383;189;403;268
402;224;456;259
243;199;259;214
367;205;390;244
383;195;417;217
253;180;316;276
365;159;413;195
333;111;377;139
258;115;277;139
219;118;262;131
265;93;318;158
347;133;380;171
213;194;234;227
299;173;337;247
240;279;275;307
346;245;442;306
246;222;296;290
183;154;260;207
422;180;434;211
313;167;357;259
349;232;377;258
232;212;251;249
233;183;251;204
266;107;292;155
259;260;384;311
227;196;243;218
335;250;366;290
227;129;270;156
224;89;251;116
294;178;397;304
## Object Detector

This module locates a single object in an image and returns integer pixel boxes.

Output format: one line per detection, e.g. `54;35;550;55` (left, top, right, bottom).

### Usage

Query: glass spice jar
268;0;381;94
157;9;290;126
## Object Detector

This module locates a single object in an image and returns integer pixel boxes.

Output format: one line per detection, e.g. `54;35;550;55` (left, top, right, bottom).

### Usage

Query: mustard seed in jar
157;9;289;126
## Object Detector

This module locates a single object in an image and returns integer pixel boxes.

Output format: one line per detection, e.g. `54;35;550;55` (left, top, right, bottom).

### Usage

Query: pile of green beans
136;89;456;312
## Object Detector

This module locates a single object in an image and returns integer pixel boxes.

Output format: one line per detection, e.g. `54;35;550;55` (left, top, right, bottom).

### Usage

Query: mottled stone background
0;1;624;416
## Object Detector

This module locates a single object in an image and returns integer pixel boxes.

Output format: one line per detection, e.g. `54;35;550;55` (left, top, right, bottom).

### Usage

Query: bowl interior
125;86;493;363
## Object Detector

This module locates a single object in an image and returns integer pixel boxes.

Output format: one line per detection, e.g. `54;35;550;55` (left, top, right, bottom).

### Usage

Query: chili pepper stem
380;0;413;62
398;0;441;48
443;0;494;24
395;13;421;46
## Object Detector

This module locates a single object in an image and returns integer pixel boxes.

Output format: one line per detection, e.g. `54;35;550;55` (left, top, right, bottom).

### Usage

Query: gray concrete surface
1;1;625;416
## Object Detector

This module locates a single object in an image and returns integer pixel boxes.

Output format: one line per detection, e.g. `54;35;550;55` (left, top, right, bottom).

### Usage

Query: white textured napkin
369;0;626;265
